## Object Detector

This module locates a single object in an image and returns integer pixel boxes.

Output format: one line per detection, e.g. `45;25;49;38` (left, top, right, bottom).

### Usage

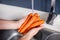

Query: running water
31;0;34;14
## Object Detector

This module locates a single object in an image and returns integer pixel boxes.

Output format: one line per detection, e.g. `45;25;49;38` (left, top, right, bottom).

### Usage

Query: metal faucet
46;0;57;25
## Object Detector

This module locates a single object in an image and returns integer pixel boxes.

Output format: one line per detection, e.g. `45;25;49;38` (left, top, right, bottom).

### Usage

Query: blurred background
0;0;60;13
0;0;60;14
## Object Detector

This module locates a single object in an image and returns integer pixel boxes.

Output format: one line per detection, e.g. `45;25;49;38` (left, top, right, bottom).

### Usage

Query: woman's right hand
19;26;43;40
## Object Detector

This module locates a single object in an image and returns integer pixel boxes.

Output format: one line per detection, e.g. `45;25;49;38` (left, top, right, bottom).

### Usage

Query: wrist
22;33;32;40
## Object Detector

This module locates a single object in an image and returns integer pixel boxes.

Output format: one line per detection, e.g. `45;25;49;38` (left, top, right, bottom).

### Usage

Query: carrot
23;20;44;34
18;13;44;34
34;13;39;16
22;17;41;34
35;16;40;22
20;13;40;34
29;20;44;28
18;13;33;32
34;13;40;22
20;14;37;33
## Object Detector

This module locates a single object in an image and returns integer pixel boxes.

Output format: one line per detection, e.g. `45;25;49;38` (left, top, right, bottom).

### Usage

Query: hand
19;26;43;40
16;16;27;28
17;16;44;40
0;16;27;29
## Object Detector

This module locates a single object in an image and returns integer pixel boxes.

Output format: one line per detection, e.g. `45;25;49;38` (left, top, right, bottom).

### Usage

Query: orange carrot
20;14;37;33
18;13;33;32
29;20;44;28
34;13;40;22
35;16;40;22
18;13;44;34
23;20;44;34
34;13;39;16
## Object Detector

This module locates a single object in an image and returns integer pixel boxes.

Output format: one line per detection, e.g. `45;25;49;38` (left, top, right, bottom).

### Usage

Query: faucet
46;0;57;25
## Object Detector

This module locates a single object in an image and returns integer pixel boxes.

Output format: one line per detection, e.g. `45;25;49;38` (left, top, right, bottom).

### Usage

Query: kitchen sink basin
0;28;60;40
33;29;52;40
33;28;60;40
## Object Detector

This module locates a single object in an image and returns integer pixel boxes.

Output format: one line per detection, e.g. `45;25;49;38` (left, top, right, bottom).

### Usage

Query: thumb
17;16;27;28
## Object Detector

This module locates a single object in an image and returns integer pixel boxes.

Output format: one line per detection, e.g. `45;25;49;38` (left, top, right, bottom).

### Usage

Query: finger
24;26;43;39
24;26;44;35
36;26;44;31
28;26;44;33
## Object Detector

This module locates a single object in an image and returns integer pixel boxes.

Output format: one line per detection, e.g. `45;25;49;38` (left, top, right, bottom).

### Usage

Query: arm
0;17;27;29
0;20;17;29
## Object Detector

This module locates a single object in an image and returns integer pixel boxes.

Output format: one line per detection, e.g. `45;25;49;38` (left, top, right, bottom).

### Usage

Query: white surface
43;23;60;32
53;15;60;27
0;4;48;21
0;4;60;32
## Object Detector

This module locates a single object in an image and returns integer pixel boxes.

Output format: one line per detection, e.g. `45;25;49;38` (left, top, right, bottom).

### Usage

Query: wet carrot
20;14;37;33
34;13;39;16
22;17;41;34
20;13;40;34
34;13;40;22
18;13;33;32
29;20;44;29
18;13;44;34
23;20;44;34
35;16;40;22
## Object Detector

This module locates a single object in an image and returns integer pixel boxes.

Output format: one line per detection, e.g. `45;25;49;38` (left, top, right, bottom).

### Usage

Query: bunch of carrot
18;13;44;34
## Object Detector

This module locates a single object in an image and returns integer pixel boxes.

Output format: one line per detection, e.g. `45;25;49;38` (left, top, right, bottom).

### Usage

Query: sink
0;30;20;40
0;4;60;40
0;29;60;40
33;28;60;40
33;29;52;40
